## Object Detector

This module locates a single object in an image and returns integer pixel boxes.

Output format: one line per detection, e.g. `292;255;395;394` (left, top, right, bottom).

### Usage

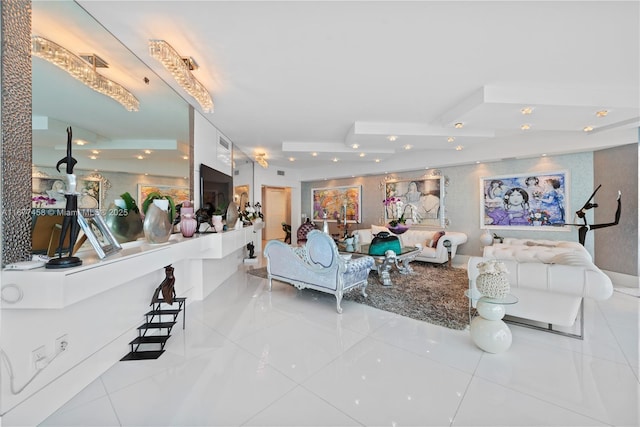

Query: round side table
465;290;518;353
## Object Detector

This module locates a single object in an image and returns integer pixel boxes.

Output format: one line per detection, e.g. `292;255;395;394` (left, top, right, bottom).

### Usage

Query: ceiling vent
277;170;285;176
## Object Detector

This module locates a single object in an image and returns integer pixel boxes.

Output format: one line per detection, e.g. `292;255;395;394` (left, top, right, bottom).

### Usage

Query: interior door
263;187;290;241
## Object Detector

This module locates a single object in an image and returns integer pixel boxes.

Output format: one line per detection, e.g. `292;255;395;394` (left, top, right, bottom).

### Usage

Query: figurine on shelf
246;241;256;259
46;127;82;269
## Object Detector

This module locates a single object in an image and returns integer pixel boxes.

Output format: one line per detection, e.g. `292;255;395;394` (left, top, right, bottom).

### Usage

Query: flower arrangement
239;202;258;223
528;209;550;225
477;259;509;275
383;196;406;226
32;195;56;207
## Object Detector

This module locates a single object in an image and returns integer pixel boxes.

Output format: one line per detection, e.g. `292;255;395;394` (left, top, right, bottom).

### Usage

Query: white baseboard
602;269;639;288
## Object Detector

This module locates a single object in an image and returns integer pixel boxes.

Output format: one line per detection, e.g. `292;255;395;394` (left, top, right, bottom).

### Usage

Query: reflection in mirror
31;1;192;253
232;148;254;211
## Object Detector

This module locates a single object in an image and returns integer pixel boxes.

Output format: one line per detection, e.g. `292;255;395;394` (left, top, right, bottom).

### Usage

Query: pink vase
180;206;197;238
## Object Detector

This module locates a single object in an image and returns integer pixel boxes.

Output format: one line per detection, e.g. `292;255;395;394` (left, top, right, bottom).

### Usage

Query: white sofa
264;230;375;313
354;224;468;264
468;238;613;338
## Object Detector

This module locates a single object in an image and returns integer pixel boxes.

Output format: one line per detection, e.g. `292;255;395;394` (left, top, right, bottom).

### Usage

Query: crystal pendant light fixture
148;40;214;113
31;36;139;111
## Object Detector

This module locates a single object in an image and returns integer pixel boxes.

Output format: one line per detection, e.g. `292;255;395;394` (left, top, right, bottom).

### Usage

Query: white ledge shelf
1;225;259;310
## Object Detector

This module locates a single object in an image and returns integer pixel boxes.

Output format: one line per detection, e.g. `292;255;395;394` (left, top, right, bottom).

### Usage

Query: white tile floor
42;262;639;427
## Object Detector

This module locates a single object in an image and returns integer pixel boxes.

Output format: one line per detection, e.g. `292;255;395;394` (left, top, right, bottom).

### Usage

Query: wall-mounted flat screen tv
200;163;233;218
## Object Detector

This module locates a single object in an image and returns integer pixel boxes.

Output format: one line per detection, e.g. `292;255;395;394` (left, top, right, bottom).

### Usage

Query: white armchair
264;230;375;313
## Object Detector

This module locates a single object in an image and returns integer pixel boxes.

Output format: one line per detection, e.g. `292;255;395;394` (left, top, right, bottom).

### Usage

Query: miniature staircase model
120;297;186;361
121;264;185;361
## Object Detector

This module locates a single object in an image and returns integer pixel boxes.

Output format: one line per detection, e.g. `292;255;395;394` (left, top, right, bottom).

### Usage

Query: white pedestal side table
465;290;518;353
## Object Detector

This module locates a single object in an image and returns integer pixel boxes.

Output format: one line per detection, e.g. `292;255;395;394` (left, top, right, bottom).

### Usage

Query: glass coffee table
341;243;420;287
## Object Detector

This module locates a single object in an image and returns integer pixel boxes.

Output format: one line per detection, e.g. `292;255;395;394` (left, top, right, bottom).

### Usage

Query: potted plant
142;191;176;223
105;192;143;243
142;192;176;243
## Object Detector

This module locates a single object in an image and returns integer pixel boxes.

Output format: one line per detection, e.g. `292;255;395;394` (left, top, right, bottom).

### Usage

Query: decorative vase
386;223;409;235
105;202;143;243
479;230;493;246
211;215;224;233
143;200;172;244
180;213;197;238
476;272;510;299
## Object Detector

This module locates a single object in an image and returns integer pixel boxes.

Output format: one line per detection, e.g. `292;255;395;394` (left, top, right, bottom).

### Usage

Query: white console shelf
2;225;261;310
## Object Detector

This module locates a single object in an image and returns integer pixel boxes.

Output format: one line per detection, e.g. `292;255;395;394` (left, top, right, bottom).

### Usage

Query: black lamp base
46;256;82;269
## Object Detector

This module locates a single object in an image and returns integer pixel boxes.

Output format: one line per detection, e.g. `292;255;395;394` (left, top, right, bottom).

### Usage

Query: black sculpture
246;241;256;259
46;127;82;269
560;184;621;246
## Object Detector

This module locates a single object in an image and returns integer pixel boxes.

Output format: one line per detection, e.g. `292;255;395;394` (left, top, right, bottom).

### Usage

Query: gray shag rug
247;262;470;330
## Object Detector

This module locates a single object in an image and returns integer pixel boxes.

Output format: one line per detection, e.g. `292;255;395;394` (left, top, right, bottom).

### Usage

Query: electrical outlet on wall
32;345;47;369
55;334;69;354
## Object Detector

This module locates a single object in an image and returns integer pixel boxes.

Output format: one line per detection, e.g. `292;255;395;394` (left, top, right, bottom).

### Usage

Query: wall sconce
31;35;139;111
255;153;268;169
148;39;213;113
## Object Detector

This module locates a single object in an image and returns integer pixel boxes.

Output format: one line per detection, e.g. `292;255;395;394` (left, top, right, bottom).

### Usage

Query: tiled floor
42;261;639;426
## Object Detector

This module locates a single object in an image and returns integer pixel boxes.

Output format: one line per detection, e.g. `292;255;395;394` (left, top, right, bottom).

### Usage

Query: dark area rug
247;262;470;330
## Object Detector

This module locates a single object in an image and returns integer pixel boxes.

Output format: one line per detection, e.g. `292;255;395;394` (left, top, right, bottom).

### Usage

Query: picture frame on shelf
77;210;122;259
311;185;362;223
32;175;103;210
384;177;445;228
480;170;570;230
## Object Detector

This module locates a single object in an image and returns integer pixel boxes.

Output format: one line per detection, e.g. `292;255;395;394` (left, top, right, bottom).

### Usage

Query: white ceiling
67;1;639;177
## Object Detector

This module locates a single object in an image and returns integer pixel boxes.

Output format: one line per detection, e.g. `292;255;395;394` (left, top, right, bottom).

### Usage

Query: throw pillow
431;231;445;248
550;252;593;266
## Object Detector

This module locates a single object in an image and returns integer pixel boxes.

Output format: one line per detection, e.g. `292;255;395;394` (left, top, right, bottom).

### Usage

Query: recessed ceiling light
596;110;608;118
583;126;594;132
144;173;149;176
447;137;455;143
375;159;380;163
454;122;463;129
311;152;318;157
332;157;338;162
476;161;481;164
541;153;547;157
404;144;412;150
137;155;144;160
75;140;87;146
288;157;295;162
351;143;359;149
359;153;366;157
455;145;463;151
387;135;398;142
521;124;531;130
89;155;97;160
91;150;100;154
520;107;533;115
144;149;152;154
182;155;189;160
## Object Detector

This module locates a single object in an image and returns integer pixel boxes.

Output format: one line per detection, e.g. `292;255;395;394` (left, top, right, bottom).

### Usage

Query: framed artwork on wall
480;170;569;230
137;184;190;207
311;185;362;222
77;210;122;259
384;177;445;228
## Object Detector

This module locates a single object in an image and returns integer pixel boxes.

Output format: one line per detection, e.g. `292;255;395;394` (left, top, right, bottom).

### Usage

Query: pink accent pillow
431;231;445;248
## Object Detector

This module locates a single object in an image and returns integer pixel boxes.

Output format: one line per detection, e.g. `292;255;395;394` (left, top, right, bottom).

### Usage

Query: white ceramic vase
211;215;224;233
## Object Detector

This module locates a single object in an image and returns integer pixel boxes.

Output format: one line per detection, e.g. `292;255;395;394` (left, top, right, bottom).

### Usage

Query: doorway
262;186;291;244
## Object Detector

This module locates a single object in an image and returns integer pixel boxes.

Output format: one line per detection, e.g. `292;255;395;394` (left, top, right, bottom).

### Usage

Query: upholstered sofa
264;230;375;313
354;225;468;264
468;238;613;338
